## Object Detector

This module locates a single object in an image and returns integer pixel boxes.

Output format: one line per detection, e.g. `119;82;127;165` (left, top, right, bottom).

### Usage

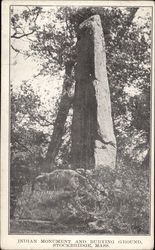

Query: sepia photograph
1;1;154;249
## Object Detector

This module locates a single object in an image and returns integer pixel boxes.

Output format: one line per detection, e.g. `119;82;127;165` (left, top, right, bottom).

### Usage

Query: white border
1;1;154;249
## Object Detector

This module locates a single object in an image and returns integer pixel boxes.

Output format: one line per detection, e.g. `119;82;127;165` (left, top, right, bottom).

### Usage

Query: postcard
1;1;154;249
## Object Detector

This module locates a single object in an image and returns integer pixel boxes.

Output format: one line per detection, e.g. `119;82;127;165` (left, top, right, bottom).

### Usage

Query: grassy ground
10;219;89;234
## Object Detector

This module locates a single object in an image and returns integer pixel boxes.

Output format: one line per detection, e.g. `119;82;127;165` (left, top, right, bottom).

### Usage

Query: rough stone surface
71;15;116;170
35;169;87;191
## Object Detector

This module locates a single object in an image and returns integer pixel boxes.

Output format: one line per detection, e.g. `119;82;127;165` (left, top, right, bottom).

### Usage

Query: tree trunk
44;63;74;172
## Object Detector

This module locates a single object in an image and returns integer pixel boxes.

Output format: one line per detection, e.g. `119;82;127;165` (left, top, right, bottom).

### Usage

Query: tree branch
27;111;54;127
11;44;27;56
14;140;32;154
11;30;35;39
11;44;20;53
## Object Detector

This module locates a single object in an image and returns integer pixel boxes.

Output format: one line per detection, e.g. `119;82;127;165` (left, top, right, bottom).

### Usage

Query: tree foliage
10;6;151;233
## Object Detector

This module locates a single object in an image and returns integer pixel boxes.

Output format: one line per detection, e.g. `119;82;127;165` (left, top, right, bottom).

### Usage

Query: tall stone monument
71;15;116;170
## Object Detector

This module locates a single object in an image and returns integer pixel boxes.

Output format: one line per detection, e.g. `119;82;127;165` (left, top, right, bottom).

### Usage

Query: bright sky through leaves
11;6;151;107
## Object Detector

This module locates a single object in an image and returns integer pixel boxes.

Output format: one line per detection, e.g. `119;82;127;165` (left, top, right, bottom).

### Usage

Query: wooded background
10;6;151;234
